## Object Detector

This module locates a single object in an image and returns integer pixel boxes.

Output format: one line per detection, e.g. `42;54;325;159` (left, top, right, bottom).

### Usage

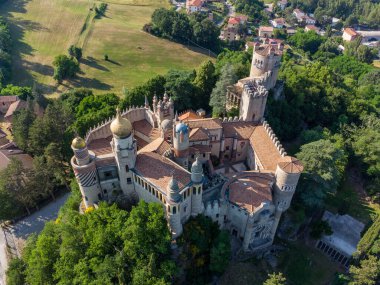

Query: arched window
173;206;176;214
125;165;129;172
193;187;196;195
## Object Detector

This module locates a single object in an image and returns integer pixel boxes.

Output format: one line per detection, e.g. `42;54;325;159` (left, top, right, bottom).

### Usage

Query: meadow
0;0;211;96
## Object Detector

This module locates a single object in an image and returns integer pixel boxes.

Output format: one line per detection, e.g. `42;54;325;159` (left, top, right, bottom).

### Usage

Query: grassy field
0;0;211;97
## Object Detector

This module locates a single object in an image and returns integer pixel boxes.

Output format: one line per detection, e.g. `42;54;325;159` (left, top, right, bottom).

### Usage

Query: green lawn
277;241;339;285
0;0;211;97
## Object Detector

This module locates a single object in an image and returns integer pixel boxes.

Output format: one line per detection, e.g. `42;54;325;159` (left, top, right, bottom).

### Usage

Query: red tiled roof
0;147;33;171
0;96;18;103
189;128;209;141
222;121;257;140
189;144;212;154
4;100;27;118
228;17;240;25
344;28;358;36
249;124;282;171
227;172;274;212
138;137;171;156
187;118;222;130
133;119;160;141
188;0;202;7
135;152;191;192
87;135;113;156
95;156;116;167
179;110;202;121
278;156;303;173
259;26;274;32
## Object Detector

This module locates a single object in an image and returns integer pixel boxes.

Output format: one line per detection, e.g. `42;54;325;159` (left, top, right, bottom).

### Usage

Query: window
191;155;194;159
193;187;196;195
85;196;88;201
125;165;129;172
203;153;205;158
173;206;176;214
226;146;230;151
104;189;107;194
105;171;112;178
184;206;187;212
216;214;219;218
184;192;187;199
98;193;102;200
198;188;201;194
127;178;132;184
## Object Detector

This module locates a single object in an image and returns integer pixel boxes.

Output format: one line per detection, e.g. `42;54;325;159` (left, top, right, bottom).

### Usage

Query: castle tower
271;156;303;239
191;157;204;216
70;137;102;208
166;176;183;238
110;108;137;199
172;122;189;168
249;42;282;90
239;81;268;122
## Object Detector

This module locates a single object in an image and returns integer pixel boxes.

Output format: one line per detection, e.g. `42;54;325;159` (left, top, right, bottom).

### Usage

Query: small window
173;206;176;214
98;193;102;200
216;214;219;218
104;189;108;194
184;206;187;212
193;188;196;195
127;178;132;184
125;165;129;172
203;153;205;158
85;196;88;201
226;146;230;151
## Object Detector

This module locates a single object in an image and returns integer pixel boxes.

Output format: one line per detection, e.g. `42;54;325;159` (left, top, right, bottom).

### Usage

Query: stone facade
71;46;303;252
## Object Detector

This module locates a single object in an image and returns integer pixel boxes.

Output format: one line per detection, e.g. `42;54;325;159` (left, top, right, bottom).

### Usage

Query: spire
168;173;181;203
144;95;149;109
175;111;179;121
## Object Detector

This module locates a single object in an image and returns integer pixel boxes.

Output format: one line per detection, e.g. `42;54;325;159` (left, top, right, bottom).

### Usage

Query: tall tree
12;108;36;152
210;64;237;117
193;60;216;110
349;255;380;285
264;272;287;285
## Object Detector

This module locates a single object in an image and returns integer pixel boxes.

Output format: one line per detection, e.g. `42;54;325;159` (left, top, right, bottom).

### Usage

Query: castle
70;39;303;252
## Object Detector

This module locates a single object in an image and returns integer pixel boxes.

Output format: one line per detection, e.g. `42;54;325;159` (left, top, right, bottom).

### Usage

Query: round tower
273;156;303;212
172;122;189;168
110;108;137;199
70;137;102;208
191;157;204;216
166;176;183;238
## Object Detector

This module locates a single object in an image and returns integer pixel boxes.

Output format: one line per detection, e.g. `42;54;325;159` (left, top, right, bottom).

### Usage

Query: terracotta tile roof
228;172;274;212
189;144;212;154
4;100;27;118
228;17;240;25
133;119;160;140
344;28;358;36
278;156;303;173
273;18;285;24
255;43;283;56
0;96;18;103
135;152;191;192
188;0;202;7
249;124;282;171
222;121;257;139
187;118;222;130
87;136;113;156
259;26;273;32
135;136;149;149
179;110;202;121
305;25;319;31
138;137;171;156
189;128;209;141
0;147;33;171
95;156;116;167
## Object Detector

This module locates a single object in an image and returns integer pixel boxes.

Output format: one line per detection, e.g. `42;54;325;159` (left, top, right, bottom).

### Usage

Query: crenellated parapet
85;106;156;145
261;119;287;157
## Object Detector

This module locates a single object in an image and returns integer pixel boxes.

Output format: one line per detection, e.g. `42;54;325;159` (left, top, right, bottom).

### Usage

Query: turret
172;122;189;168
166;176;183;238
110;108;137;199
70;137;102;208
239;81;268;122
191;157;204;216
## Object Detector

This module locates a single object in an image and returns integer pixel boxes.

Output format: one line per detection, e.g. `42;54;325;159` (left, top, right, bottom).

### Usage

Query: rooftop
0;143;33;171
227;172;274;213
249;124;282;171
344;27;358;36
0;96;18;103
259;26;274;32
187;118;222;130
178;110;202;121
189;127;210;141
135;152;191;192
321;211;365;256
133;119;160;141
222;121;257;139
4;100;27;118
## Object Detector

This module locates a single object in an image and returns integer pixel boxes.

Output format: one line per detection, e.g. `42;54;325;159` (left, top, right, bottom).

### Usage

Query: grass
0;0;212;97
277;240;339;285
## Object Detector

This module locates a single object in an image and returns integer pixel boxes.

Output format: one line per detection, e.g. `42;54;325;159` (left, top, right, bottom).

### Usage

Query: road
217;1;235;27
0;192;70;285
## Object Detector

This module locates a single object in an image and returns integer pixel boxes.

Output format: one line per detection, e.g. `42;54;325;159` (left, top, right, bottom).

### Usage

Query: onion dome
71;136;86;149
175;122;189;134
110;108;132;138
191;156;203;174
168;176;181;203
161;119;172;131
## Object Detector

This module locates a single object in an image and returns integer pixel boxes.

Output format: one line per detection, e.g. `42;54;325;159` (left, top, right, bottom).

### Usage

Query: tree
164;70;196;111
288;30;325;54
68;45;82;61
52;55;79;83
264;272;287;285
6;258;26;285
12;108;36;152
349;255;380;285
296;139;346;208
0;158;37;215
210;64;237;117
209;230;231;274
193;60;216;110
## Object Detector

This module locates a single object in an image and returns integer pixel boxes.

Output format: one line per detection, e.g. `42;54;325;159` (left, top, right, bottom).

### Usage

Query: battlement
85;106;154;144
243;81;268;98
260;118;287;157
